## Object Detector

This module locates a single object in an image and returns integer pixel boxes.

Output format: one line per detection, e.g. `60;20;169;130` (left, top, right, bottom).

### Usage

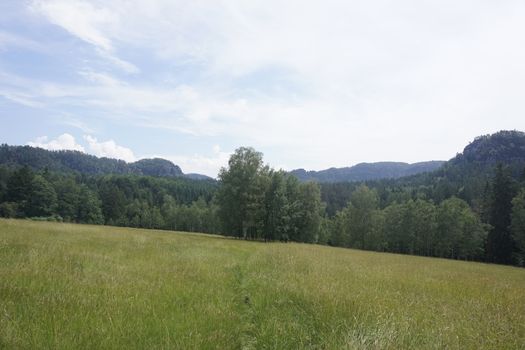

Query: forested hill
0;144;212;180
292;130;525;184
321;130;525;216
451;130;525;165
290;161;445;183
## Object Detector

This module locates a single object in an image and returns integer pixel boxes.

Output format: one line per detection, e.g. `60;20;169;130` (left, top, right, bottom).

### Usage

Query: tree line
0;166;218;233
1;146;525;266
215;148;525;264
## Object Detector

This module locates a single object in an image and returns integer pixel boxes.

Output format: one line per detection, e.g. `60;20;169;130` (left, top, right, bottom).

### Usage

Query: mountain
131;158;183;177
319;130;525;216
451;130;525;166
0;144;211;180
415;130;525;191
290;161;445;183
292;130;525;184
185;173;214;181
3;130;524;186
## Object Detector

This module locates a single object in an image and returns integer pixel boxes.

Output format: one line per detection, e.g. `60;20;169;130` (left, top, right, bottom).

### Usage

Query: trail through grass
1;219;524;349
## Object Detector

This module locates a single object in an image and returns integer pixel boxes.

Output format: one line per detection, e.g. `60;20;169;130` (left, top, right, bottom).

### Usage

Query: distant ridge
290;161;445;183
451;130;525;165
318;130;525;216
0;144;213;180
3;130;524;184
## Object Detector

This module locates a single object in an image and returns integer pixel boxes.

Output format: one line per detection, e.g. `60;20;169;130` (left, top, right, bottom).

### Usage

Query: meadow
1;219;524;349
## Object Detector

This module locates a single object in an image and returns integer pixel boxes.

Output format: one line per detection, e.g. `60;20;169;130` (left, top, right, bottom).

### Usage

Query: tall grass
1;219;524;349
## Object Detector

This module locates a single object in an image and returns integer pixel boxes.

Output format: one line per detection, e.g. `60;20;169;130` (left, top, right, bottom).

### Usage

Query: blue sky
1;0;525;177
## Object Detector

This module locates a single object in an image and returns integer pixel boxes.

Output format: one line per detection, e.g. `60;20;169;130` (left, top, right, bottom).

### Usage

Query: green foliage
486;164;517;264
263;171;289;241
99;180;127;225
457;130;525;164
0;144;186;177
27;175;58;217
131;158;183;177
329;188;487;261
54;176;81;221
321;130;525;216
348;185;379;249
436;197;487;260
0;163;218;233
216;147;267;238
511;189;525;266
77;185;104;224
216;148;323;242
0;202;18;218
291;161;445;182
6;166;34;215
295;181;323;243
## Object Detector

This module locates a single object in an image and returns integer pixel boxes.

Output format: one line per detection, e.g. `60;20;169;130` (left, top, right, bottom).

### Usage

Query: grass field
1;219;524;349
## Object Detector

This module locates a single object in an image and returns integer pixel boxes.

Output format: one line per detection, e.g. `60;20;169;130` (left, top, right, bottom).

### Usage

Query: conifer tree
510;189;525;266
486;164;517;264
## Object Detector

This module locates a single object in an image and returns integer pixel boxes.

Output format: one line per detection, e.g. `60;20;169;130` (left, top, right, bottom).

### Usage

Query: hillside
0;144;213;180
0;144;447;184
1;219;523;349
294;130;525;185
291;161;445;183
454;130;525;164
411;130;525;201
321;130;525;215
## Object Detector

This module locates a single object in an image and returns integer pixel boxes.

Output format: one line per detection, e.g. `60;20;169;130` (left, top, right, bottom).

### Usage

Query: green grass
1;219;524;349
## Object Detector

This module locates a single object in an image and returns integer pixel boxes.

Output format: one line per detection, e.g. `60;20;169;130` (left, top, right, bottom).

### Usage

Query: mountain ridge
290;160;446;183
2;130;524;184
0;144;214;180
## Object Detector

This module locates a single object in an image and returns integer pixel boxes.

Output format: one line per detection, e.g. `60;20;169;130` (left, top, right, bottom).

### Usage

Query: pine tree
77;185;104;224
510;189;525;266
27;175;57;217
6;166;34;215
486;164;517;264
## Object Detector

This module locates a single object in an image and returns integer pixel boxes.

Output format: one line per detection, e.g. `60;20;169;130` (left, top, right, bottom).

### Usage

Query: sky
1;0;525;177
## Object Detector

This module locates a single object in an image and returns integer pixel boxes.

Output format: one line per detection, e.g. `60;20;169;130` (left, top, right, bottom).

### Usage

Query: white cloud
157;145;231;178
84;135;136;162
27;133;85;152
30;0;113;50
30;0;139;73
25;132;138;164
59;116;96;133
95;48;140;74
78;70;120;86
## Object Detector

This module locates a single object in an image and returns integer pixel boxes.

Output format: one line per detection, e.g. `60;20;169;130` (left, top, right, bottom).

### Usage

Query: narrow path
231;259;258;350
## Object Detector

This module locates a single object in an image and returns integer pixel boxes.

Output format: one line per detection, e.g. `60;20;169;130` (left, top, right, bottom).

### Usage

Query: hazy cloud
158;145;231;178
84;135;136;162
31;0;113;50
0;30;44;52
30;0;139;73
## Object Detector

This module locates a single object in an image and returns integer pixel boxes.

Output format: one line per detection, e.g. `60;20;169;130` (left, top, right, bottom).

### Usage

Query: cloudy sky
1;0;524;177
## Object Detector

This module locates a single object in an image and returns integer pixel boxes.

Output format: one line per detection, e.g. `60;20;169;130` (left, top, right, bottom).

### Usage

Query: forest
1;130;525;266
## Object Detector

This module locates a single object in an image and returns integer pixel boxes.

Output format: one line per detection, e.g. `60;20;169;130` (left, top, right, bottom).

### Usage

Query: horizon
2;1;525;177
3;139;452;177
